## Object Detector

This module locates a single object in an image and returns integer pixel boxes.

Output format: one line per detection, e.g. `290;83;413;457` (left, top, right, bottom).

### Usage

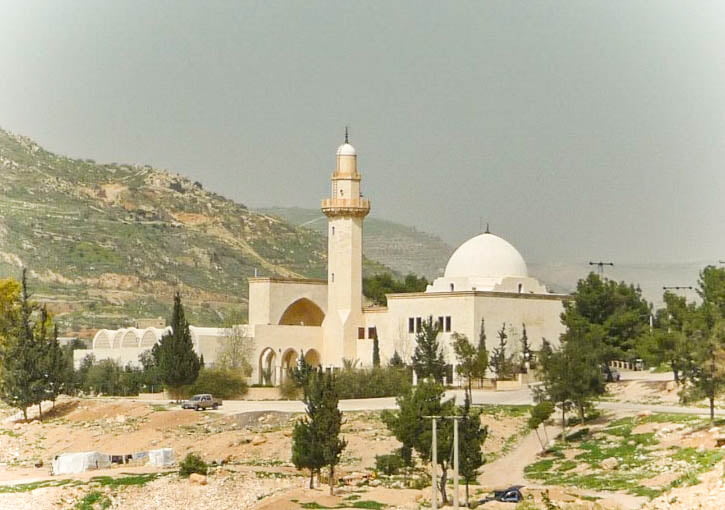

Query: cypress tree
458;392;487;506
389;350;404;368
411;317;446;382
292;370;347;493
372;336;381;367
152;292;200;400
0;270;45;420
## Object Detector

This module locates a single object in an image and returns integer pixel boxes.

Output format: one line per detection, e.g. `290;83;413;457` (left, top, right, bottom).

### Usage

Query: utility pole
663;285;693;298
424;416;438;510
443;416;461;510
588;261;614;276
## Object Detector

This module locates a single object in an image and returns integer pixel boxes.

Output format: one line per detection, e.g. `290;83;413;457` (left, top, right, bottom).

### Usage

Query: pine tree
475;318;488;385
0;270;46;420
489;322;509;380
411;317;446;382
520;323;531;373
291;370;347;494
316;373;347;495
44;324;67;407
372;336;381;368
452;333;476;396
152;292;200;400
458;392;487;506
389;350;404;367
382;379;455;504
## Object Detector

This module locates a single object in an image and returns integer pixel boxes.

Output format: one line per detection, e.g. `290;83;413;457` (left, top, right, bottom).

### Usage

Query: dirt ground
2;388;725;510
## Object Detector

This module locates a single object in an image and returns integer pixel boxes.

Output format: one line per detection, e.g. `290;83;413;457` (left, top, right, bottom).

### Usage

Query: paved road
142;371;723;417
143;388;534;415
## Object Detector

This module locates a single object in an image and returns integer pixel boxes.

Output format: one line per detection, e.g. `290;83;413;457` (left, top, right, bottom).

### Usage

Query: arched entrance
258;348;277;385
281;348;299;382
304;348;321;368
279;298;325;326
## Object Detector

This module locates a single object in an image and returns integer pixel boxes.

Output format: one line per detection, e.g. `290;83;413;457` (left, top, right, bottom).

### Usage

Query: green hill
259;207;453;279
0;129;395;335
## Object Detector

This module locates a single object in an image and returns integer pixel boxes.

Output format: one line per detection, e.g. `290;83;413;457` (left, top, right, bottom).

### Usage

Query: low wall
495;374;523;391
243;387;281;400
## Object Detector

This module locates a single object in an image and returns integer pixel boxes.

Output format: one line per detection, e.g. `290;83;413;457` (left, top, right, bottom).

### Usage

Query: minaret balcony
321;198;371;217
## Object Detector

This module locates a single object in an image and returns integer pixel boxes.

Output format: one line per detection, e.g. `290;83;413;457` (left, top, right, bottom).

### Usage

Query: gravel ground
0;470;305;510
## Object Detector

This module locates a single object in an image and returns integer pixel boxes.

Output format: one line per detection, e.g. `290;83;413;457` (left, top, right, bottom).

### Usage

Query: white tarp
147;448;175;467
52;451;111;475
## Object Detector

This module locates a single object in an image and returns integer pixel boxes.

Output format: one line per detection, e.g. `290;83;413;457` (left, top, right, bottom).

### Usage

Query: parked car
181;394;222;410
602;366;621;382
479;485;524;504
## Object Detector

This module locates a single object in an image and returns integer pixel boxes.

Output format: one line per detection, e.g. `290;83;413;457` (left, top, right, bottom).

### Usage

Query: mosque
75;136;567;385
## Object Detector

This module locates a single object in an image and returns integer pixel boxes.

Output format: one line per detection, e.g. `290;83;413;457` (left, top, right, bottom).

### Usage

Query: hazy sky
1;1;723;265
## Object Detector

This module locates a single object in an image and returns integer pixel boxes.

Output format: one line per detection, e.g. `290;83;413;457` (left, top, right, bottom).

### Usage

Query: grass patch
476;404;532;418
0;478;75;493
74;490;111;510
89;473;163;487
523;413;719;497
300;501;386;509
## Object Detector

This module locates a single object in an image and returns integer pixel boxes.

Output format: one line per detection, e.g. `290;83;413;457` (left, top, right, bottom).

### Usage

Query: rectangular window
445;316;452;333
408;317;415;333
368;327;377;339
437;316;444;330
358;327;365;340
415;317;422;333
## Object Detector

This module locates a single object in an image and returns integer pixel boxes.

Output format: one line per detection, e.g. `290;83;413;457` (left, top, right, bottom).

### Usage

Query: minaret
321;130;371;365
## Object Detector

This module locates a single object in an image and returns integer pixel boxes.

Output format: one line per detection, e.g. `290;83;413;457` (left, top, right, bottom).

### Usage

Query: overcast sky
1;1;723;265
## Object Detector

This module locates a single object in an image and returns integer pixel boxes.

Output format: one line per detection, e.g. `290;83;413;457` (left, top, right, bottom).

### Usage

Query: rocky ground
1;380;725;509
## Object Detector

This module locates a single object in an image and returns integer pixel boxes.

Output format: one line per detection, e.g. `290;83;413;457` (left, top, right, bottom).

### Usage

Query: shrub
183;368;248;399
375;453;404;476
179;452;208;478
279;376;301;399
335;367;411;399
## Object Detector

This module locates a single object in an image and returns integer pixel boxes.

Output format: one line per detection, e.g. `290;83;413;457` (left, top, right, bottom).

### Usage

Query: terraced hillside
260;207;453;279
0;129;388;335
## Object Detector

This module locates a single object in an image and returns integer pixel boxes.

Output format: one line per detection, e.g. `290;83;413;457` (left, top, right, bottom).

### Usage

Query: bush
183;368;248;399
179;452;208;478
335;367;411;399
375;453;404;476
279;376;301;399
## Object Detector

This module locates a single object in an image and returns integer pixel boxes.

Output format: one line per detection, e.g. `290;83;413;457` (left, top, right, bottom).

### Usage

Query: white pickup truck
181;394;222;410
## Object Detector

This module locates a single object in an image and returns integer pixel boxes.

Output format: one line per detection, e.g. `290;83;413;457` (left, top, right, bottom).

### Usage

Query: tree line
0;272;249;419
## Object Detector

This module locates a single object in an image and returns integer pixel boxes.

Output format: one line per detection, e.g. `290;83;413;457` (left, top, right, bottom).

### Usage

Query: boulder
251;435;267;446
189;473;208;485
665;381;677;392
601;457;619;470
637;410;653;418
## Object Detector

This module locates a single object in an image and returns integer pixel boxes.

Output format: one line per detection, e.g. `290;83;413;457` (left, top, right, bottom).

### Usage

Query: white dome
336;143;356;156
444;233;528;279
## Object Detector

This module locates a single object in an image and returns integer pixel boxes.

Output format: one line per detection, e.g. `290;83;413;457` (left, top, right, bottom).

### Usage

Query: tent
147;448;175;467
52;451;111;475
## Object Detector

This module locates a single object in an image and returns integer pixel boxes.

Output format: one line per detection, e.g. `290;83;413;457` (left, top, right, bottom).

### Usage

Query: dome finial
344;125;349;144
486;222;490;234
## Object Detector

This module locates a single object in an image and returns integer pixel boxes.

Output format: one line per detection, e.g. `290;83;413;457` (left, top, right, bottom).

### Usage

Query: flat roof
248;277;327;285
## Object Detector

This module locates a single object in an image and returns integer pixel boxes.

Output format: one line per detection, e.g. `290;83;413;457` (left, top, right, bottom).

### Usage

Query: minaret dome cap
336;143;356;156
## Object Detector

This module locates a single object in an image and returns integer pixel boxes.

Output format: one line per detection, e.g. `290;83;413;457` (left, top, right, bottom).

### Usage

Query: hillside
0;129;367;334
259;207;453;279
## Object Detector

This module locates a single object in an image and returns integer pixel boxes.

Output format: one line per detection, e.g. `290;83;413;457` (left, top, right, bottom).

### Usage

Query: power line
588;261;614;276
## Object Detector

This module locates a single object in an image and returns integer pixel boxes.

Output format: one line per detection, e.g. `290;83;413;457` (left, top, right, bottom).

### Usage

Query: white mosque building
76;136;567;385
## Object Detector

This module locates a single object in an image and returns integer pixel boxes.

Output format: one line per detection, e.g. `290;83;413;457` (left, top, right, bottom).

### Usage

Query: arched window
331;226;335;236
450;283;455;292
331;272;335;282
518;283;523;293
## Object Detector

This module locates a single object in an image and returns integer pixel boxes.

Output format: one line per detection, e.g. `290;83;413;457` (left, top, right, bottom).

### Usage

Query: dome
336;143;356;156
444;232;528;279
